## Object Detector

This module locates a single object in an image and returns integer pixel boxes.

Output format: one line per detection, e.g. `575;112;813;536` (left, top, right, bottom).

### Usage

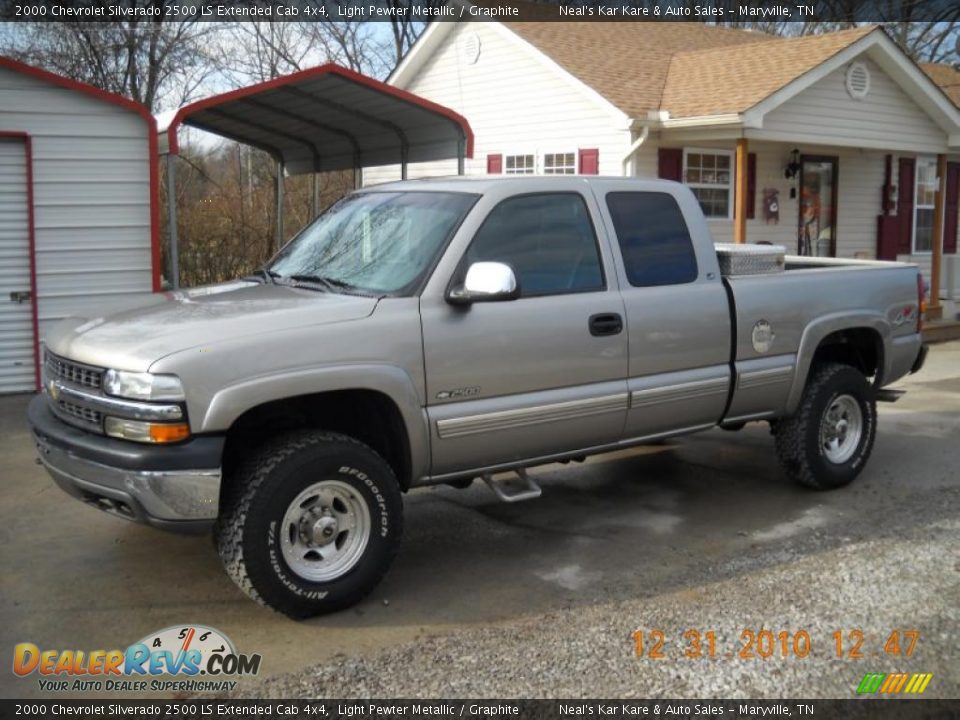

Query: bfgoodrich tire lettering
775;362;877;490
215;431;403;618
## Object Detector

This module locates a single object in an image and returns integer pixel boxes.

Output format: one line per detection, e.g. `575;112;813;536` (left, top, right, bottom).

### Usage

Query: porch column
929;154;946;321
734;138;748;244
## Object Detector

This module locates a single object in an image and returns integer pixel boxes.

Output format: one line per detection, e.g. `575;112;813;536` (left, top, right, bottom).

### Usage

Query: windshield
268;191;477;295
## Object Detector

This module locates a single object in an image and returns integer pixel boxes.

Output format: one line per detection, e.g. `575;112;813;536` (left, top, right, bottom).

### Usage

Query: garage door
0;138;36;393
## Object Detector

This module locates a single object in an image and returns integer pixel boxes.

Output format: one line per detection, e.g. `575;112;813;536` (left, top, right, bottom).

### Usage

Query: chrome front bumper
34;431;220;534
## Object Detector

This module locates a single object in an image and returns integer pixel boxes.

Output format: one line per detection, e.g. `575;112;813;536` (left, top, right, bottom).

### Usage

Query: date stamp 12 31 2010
632;628;920;660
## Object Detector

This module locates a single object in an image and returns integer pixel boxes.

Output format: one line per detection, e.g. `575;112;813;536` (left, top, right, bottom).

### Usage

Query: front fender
199;364;430;480
786;312;890;415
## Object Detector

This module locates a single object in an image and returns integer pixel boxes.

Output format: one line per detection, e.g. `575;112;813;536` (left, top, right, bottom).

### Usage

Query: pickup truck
29;177;927;617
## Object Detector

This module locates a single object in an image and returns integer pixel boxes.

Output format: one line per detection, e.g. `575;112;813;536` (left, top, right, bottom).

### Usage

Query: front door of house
798;156;838;257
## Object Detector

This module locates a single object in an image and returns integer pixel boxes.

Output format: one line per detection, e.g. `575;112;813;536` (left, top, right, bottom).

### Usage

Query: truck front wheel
775;362;877;490
215;431;403;618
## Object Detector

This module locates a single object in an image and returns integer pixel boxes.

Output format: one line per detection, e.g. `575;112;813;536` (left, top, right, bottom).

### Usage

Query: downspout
621;123;650;177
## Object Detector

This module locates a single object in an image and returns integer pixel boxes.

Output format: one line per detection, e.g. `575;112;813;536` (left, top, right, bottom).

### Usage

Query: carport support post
457;138;465;176
311;173;319;219
275;161;285;250
166;156;180;290
734;138;748;244
929;153;946;320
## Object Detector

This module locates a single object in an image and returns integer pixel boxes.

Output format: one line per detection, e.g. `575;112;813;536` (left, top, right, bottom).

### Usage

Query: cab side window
465;193;604;297
605;192;699;287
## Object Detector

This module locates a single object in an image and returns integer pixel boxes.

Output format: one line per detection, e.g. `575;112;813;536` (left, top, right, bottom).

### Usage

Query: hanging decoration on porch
763;188;780;224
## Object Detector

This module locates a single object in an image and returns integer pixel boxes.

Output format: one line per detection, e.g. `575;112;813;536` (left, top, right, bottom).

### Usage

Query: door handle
588;313;623;337
9;290;31;304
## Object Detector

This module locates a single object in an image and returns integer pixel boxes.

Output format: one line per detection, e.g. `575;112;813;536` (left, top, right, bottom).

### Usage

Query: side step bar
482;469;542;503
876;388;905;403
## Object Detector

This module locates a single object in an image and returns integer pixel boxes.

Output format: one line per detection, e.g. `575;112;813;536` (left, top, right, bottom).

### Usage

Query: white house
0;57;158;393
365;5;960;317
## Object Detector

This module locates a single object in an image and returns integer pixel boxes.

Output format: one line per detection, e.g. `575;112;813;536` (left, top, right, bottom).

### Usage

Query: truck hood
43;281;379;372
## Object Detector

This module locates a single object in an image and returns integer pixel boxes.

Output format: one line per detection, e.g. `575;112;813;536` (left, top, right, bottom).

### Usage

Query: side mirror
447;261;520;305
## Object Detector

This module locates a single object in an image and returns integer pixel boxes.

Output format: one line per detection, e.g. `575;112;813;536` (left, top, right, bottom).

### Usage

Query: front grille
56;399;102;427
45;353;104;390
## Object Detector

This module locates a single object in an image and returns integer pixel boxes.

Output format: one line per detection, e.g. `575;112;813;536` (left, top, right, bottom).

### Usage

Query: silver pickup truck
29;177;927;617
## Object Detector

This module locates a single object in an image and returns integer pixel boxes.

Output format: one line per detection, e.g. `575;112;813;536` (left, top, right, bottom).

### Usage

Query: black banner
2;0;960;24
2;700;960;720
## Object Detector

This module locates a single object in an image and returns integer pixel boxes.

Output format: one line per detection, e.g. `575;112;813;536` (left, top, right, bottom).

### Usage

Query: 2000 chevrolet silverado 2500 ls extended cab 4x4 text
29;177;927;617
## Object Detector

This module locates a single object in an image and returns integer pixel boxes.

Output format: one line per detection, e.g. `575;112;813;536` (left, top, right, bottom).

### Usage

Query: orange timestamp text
632;628;920;660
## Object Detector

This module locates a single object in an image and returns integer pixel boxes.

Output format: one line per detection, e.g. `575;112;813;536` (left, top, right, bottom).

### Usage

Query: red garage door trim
0;56;162;293
0;131;40;390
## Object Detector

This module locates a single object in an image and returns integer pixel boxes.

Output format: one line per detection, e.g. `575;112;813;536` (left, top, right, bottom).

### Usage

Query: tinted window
605;192;699;287
465;194;603;296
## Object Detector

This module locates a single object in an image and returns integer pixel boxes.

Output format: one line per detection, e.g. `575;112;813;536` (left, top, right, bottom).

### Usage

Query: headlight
103;369;185;401
104;417;191;444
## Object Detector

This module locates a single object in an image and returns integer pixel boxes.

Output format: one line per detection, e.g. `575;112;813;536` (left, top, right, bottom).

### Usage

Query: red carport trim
165;63;475;161
0;131;41;390
0;56;162;292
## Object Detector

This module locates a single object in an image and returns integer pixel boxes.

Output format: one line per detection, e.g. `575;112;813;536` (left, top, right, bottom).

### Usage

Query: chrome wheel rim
280;480;370;582
820;394;863;464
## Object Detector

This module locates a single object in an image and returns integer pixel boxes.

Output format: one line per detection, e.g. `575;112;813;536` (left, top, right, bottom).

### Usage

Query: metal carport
157;63;474;288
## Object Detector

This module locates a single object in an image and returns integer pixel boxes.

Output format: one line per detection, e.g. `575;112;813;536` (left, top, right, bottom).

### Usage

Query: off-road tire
775;362;877;490
215;430;403;618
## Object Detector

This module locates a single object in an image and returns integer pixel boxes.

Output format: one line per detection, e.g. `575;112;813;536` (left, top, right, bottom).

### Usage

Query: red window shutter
658;148;683;182
578;148;599;175
486;154;502;174
876;216;900;261
745;153;757;219
945;162;959;255
897;157;915;254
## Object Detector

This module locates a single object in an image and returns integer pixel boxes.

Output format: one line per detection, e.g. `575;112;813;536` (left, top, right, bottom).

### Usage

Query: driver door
419;190;628;478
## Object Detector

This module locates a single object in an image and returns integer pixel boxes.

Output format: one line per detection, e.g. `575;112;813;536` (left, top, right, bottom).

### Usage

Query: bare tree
385;0;444;73
0;9;216;111
304;18;393;76
213;22;313;85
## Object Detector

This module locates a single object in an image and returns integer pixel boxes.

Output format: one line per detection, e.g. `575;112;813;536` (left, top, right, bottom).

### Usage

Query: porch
645;133;959;321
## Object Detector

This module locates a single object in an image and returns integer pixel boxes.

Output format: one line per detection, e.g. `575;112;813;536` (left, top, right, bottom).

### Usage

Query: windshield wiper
285;274;361;293
246;268;279;285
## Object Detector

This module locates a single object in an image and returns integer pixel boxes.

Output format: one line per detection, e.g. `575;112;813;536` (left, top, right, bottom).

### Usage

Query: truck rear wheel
215;431;403;618
774;362;876;490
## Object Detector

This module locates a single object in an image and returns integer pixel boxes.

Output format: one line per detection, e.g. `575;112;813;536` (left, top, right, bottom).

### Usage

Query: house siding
364;22;631;185
759;57;948;154
0;66;153;343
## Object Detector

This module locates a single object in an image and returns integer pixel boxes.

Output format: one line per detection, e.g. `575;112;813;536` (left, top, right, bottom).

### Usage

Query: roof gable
659;26;876;118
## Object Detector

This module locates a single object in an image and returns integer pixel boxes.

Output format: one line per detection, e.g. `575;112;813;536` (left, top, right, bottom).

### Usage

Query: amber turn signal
149;423;191;443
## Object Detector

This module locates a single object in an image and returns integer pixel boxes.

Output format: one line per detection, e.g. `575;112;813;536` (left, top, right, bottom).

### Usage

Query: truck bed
721;258;922;424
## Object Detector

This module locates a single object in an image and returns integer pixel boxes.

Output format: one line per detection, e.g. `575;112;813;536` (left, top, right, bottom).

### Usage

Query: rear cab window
605;192;699;287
